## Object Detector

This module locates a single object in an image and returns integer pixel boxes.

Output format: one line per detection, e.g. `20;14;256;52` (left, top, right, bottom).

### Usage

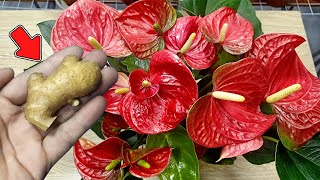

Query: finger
40;67;117;137
82;49;108;68
1;46;84;105
43;96;106;165
0;68;14;90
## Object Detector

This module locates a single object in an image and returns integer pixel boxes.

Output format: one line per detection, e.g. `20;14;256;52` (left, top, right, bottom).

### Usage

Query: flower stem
262;136;279;143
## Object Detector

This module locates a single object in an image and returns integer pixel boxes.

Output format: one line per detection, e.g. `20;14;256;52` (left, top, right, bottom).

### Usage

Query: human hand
0;46;117;180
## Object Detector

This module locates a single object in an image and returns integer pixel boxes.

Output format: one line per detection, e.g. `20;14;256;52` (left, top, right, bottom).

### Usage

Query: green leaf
193;0;207;17
146;125;199;180
107;57;129;74
90;116;105;140
37;20;56;46
275;135;320;180
119;130;138;147
260;102;275;115
243;138;277;165
216;49;241;66
121;55;150;73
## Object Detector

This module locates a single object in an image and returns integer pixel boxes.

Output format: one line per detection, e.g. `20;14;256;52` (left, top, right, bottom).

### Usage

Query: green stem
262;136;279;143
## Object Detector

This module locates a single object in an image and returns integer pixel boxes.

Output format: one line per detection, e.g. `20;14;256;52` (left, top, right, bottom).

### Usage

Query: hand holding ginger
25;55;102;131
0;46;117;180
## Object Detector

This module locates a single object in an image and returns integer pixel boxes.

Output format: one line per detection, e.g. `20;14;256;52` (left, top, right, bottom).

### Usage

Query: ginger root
25;55;102;131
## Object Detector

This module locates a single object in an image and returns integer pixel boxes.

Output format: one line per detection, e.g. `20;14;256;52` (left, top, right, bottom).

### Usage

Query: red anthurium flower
164;16;217;70
247;33;320;150
121;148;172;178
51;0;131;57
74;137;129;180
115;0;177;59
119;50;198;134
104;72;129;115
199;7;254;55
101;113;129;138
218;137;263;161
187;58;276;148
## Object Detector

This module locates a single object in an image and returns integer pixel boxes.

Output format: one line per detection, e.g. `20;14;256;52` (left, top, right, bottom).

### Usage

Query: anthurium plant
37;0;320;179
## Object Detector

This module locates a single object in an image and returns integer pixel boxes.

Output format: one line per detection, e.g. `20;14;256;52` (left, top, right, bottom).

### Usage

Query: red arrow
9;25;42;61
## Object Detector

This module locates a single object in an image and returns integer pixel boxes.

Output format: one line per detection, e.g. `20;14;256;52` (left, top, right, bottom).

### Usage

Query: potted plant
37;0;320;179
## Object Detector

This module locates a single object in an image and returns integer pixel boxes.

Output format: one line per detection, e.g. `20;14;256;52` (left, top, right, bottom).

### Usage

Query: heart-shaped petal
219;136;263;160
199;7;254;55
104;72;129;115
123;148;172;178
115;0;176;59
269;52;320;150
101;113;129;138
187;58;276;148
119;50;198;134
164;16;216;70
74;137;129;179
51;0;131;57
247;33;320;150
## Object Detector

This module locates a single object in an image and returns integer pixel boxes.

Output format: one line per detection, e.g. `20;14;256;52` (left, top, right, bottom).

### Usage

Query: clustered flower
51;0;320;179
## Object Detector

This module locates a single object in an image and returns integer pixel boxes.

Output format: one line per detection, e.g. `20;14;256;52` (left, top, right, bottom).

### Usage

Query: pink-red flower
119;50;198;134
199;7;254;55
164;16;217;70
103;72;129;115
51;0;131;57
74;137;129;180
121;148;172;178
187;58;276;152
115;0;177;59
101;113;129;138
74;137;171;179
247;33;320;150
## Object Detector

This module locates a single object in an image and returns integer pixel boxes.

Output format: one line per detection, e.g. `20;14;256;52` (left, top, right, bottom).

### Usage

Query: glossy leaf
116;0;176;59
101;113;129;138
164;16;216;70
122;55;150;73
74;137;128;180
219;137;263;160
119;50;198;134
104;72;129;115
199;7;254;55
243;137;277;165
187;58;276;148
37;20;55;46
247;33;320;150
275;136;320;180
51;0;131;57
146;125;200;180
